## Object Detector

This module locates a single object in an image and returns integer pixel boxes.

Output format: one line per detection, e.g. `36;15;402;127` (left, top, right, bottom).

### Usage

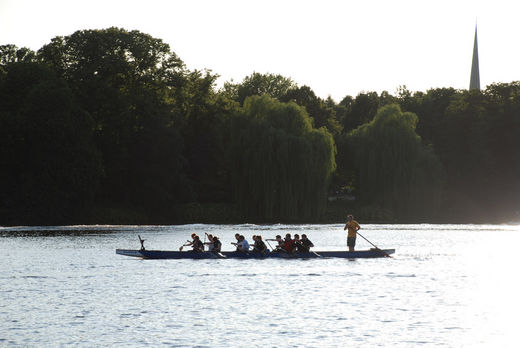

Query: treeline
1;28;519;225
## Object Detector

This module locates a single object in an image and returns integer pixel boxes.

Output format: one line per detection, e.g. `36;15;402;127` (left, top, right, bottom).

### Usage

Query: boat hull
115;248;395;259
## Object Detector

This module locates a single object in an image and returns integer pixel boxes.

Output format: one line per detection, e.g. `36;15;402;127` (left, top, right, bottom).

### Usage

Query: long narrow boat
115;248;395;259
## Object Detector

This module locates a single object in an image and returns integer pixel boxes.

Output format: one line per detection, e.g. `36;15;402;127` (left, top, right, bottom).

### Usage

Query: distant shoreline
2;201;517;227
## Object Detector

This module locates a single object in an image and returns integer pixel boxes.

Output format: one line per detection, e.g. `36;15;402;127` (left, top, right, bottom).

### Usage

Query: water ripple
2;223;520;347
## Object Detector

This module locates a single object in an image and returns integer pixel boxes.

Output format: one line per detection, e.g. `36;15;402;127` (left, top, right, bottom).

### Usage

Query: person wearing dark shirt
300;234;314;252
211;236;222;253
186;234;204;252
204;234;222;253
252;235;268;254
293;234;302;252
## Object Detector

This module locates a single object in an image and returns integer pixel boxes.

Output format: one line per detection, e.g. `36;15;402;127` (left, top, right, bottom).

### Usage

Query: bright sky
1;0;519;101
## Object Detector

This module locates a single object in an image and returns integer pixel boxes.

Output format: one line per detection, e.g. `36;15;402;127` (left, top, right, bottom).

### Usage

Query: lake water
1;223;519;347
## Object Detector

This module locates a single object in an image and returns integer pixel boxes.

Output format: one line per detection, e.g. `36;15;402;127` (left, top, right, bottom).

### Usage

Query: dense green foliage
228;95;335;221
0;61;102;223
346;104;444;219
223;72;296;105
2;27;520;225
401;85;520;221
37;28;194;216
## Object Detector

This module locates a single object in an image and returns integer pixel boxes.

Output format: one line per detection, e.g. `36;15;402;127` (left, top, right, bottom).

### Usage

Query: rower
276;235;283;248
238;235;250;252
232;235;250;253
266;235;284;251
186;234;204;252
204;234;215;251
234;233;241;251
252;235;268;254
299;234;314;252
282;233;295;253
293;234;302;252
212;236;222;252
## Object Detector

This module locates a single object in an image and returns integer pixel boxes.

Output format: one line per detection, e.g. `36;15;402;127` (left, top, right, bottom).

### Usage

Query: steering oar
356;231;392;258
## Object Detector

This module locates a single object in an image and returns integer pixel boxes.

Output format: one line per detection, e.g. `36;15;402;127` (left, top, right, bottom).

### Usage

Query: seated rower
300;234;314;252
293;234;302;252
231;235;250;253
234;233;241;251
252;235;268;253
266;235;284;251
212;236;222;252
282;233;295;253
186;234;204;252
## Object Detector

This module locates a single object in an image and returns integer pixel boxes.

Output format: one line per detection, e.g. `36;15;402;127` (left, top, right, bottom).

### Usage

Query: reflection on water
1;224;520;347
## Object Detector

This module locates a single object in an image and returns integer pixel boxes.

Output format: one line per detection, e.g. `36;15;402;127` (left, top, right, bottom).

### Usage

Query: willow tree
229;95;336;222
348;104;444;219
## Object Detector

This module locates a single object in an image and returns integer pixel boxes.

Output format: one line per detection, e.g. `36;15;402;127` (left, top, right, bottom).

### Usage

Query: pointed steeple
470;25;480;90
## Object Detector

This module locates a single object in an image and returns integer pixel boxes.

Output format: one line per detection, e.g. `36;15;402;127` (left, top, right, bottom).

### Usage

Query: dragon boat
115;248;395;259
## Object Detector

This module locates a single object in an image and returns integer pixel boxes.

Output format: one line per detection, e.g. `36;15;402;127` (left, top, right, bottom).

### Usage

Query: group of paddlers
183;214;361;254
183;232;315;254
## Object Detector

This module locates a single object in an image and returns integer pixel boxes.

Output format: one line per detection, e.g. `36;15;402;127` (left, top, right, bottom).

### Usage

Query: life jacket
282;239;294;252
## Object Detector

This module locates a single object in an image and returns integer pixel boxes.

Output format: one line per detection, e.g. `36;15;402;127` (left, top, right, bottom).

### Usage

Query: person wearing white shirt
234;235;249;252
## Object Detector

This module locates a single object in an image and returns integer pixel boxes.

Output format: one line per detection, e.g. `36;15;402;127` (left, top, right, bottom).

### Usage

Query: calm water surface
1;224;519;347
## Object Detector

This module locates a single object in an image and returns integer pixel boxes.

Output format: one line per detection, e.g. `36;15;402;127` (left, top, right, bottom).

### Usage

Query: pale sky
1;0;519;101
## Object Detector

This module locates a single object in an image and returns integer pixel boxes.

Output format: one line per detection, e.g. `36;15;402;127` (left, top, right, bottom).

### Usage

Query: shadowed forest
1;28;520;225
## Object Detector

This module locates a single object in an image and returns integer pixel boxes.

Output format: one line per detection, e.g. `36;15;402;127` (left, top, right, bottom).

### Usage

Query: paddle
231;241;250;254
265;238;287;253
311;251;322;258
202;234;211;247
356;231;392;258
179;241;191;251
138;235;146;251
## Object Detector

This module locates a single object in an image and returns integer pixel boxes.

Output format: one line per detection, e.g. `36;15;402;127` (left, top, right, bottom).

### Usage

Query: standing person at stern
344;215;360;252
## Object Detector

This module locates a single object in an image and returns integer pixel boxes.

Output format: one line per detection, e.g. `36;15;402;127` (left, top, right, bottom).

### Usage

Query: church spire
470;25;480;90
